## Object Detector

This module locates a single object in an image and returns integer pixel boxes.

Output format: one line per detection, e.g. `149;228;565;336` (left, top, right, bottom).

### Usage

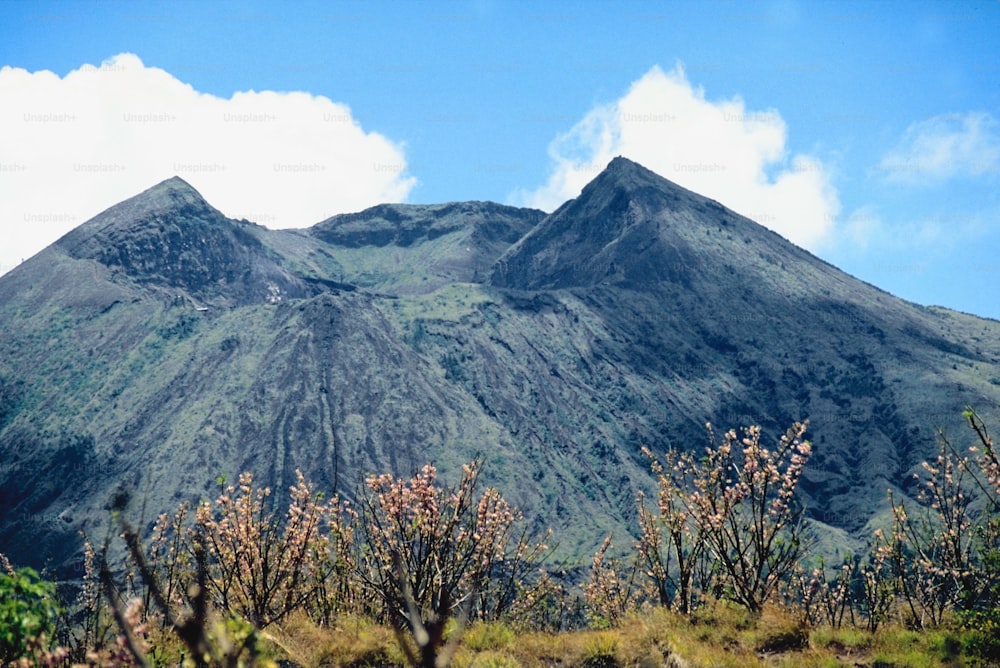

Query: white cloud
877;112;1000;183
0;53;416;273
841;206;884;250
513;64;840;250
836;204;988;253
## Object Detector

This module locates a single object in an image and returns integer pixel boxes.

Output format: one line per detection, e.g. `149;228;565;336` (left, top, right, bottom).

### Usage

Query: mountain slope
493;157;1000;526
1;159;999;574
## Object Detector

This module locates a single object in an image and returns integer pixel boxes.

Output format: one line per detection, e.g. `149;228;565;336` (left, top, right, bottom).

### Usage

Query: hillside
2;158;999;574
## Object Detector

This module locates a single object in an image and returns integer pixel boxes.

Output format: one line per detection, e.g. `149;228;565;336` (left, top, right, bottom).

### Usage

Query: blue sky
1;0;998;318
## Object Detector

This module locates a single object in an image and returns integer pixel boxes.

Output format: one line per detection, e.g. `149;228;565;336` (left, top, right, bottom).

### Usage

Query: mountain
491;158;1000;524
2;158;999;574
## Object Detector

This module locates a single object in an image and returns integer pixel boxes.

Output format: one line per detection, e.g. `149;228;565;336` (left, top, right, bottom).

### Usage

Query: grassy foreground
235;602;980;668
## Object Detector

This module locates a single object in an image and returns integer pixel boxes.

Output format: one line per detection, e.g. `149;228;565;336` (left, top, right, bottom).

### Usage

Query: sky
1;0;998;318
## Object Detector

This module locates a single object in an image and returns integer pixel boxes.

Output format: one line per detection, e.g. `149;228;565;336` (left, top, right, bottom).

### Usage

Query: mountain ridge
2;158;999;575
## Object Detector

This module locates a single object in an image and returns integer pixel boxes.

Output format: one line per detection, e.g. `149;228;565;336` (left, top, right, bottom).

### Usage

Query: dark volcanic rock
56;177;318;307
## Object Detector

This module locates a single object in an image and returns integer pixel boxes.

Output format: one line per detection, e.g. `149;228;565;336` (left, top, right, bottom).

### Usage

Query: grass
264;612;408;668
321;226;477;295
253;603;991;668
387;282;494;323
462;621;516;652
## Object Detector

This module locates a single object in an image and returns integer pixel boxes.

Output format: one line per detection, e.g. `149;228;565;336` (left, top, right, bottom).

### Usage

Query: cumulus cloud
0;53;416;274
513;64;840;250
877;112;1000;184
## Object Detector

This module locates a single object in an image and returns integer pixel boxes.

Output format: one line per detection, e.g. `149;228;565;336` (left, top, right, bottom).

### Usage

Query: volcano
2;157;999;573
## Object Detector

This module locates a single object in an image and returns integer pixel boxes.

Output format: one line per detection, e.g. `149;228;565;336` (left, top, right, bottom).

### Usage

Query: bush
356;459;549;666
882;409;1000;629
193;469;356;629
581;632;620;668
0;567;61;663
960;607;1000;664
463;621;515;651
637;422;813;616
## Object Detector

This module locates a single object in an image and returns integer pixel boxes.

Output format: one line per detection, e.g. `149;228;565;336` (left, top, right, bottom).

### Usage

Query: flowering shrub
882;409;1000;632
109;518;273;668
74;539;118;663
6;415;1000;665
78;594;149;668
355;460;549;665
633;422;812;616
583;535;642;627
780;559;850;628
145;502;193;616
636;447;709;615
504;568;582;632
966;409;1000;502
693;422;812;614
193;470;355;629
858;533;895;633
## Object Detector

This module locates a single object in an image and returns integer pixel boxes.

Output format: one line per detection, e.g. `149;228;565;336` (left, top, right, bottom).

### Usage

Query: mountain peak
130;175;210;212
50;176;317;306
151;174;200;194
603;155;659;179
580;156;709;207
491;157;728;290
56;176;217;259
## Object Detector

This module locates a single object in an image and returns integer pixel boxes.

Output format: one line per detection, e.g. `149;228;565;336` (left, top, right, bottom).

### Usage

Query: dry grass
260;603;980;668
264;611;407;668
